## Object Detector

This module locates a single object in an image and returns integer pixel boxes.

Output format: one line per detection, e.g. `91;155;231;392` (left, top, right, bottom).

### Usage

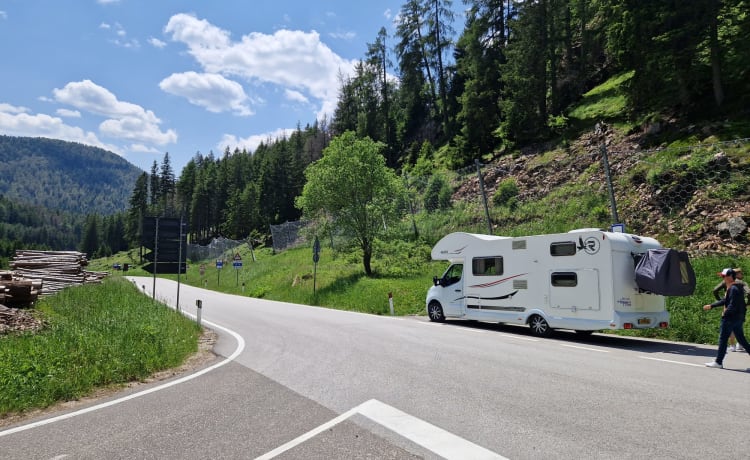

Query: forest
2;0;749;260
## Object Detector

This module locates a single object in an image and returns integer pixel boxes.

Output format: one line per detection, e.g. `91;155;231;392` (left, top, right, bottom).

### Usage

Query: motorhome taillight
623;323;633;329
659;322;668;328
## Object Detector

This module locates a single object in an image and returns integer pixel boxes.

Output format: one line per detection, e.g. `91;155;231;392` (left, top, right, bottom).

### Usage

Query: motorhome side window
550;241;577;256
442;264;463;286
472;257;503;276
551;272;577;287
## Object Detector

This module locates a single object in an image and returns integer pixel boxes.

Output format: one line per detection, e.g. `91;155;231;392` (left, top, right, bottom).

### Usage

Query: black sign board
141;217;187;248
141;217;188;271
143;262;187;274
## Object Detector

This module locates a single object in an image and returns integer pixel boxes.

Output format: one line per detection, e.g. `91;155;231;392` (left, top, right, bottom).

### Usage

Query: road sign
143;262;186;274
313;236;320;264
141;217;188;263
216;259;224;269
233;260;242;269
141;217;186;248
142;239;187;262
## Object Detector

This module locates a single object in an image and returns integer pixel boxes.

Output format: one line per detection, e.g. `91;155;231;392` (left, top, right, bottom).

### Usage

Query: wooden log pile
0;304;44;334
0;270;42;309
9;250;109;296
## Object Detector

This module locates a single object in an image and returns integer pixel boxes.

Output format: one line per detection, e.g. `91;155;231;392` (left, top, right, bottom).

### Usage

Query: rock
717;216;747;239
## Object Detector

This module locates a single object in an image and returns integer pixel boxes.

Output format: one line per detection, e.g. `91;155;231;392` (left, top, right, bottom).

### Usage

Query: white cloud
159;71;253;116
148;37;167;48
52;79;177;146
329;31;356;40
0;104;121;154
100;21;139;48
0;103;29;114
217;128;294;154
164;13;356;122
100;116;177;145
0;11;8;20
284;89;309;105
56;108;81;118
129;143;162;154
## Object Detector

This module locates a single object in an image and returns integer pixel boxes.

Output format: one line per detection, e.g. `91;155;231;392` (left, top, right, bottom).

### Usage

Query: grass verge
0;277;201;416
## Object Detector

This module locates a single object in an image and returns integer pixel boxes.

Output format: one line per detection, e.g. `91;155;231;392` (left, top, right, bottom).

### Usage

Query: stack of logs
1;250;109;334
0;270;42;308
9;250;109;296
0;271;44;334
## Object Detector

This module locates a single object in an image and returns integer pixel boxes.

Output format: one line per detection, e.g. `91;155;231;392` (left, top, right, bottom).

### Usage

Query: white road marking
639;356;704;367
561;344;609;353
0;317;245;438
255;399;507;460
496;333;538;342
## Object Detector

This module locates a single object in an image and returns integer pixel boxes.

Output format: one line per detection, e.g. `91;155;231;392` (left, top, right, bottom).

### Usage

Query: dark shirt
710;284;747;321
713;279;749;300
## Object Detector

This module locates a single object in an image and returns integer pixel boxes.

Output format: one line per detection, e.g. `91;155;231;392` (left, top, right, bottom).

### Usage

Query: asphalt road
1;277;748;459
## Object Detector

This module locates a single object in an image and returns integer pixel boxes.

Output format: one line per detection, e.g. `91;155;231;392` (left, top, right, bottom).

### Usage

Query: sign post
216;258;223;285
312;236;320;294
233;253;242;286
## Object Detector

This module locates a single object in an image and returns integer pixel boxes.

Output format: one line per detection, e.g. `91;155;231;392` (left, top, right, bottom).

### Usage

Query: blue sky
0;0;453;174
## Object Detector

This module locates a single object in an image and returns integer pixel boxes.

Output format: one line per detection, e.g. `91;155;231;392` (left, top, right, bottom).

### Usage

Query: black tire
529;314;552;337
427;301;445;322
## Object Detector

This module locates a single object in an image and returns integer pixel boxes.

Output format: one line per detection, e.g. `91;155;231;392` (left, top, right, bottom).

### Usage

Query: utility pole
475;159;493;234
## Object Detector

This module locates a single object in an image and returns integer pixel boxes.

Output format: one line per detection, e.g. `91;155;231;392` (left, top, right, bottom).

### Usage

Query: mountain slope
0;136;142;215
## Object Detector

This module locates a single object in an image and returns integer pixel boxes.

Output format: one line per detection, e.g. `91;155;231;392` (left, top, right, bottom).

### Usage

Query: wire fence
269;220;309;253
186;236;246;262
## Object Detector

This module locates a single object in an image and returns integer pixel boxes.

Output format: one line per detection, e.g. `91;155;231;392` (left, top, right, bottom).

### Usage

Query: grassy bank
0;277;201;415
95;236;749;346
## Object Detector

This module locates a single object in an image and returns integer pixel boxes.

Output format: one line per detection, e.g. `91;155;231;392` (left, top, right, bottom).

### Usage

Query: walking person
712;267;750;352
703;268;750;368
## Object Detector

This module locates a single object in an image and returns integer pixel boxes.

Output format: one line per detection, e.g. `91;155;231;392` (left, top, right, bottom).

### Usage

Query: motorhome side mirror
433;276;440;286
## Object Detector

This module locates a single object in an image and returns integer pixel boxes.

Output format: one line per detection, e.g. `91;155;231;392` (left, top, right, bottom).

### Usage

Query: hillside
448;74;750;257
0;136;142;215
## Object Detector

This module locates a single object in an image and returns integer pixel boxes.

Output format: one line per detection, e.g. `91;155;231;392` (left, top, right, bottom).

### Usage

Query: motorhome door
441;264;465;316
549;269;600;311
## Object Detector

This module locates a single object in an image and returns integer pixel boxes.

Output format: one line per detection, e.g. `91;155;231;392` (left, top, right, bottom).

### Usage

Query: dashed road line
561;344;609;353
639;356;704;367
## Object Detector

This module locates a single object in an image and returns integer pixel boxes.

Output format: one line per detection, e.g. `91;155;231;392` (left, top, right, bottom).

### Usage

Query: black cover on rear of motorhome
635;249;696;296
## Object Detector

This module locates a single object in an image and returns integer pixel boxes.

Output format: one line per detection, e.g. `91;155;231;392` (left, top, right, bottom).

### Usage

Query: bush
493;178;519;209
423;175;452;212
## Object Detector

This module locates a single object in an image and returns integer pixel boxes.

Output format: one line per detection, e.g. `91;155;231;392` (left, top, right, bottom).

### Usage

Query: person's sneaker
705;361;723;368
728;345;736;352
736;345;746;352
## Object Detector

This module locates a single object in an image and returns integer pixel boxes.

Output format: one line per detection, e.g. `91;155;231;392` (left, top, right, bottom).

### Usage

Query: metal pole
176;215;183;311
152;217;158;299
475;159;493;234
600;144;620;224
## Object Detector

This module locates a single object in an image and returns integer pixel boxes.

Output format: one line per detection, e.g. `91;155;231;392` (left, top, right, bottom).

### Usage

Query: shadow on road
434;319;718;358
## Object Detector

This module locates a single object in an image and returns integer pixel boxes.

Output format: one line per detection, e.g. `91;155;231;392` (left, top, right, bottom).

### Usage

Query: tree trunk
362;240;373;276
709;0;724;107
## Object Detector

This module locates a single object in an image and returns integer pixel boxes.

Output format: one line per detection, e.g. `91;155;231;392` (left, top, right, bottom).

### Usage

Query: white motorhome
426;229;691;336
